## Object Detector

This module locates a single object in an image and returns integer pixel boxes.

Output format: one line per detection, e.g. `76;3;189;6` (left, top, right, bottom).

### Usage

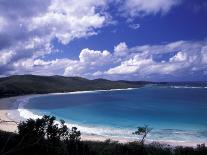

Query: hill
0;75;150;98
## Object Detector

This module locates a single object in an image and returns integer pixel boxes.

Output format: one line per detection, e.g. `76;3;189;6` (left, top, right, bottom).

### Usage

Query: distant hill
0;75;151;98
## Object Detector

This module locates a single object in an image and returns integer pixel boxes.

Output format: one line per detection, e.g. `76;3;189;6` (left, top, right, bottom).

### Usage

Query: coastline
0;88;137;133
0;96;19;132
0;88;205;147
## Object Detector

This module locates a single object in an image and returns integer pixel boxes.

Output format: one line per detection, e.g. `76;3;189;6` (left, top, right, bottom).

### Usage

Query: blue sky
53;0;207;59
0;0;207;81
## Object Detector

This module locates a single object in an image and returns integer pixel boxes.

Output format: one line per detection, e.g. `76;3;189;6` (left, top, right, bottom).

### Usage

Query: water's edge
7;87;207;146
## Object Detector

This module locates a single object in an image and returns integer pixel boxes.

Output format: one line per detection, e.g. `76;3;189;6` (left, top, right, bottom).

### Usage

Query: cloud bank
2;0;206;81
1;39;206;81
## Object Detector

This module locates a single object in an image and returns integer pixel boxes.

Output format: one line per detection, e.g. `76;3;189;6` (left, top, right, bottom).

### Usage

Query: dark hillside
0;75;149;98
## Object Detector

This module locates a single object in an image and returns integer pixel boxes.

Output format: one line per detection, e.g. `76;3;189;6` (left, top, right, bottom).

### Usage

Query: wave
17;98;133;138
17;96;42;120
168;86;207;89
16;96;135;139
49;88;137;95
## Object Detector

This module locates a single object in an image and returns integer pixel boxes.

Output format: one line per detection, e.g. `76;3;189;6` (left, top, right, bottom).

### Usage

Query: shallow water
19;86;207;143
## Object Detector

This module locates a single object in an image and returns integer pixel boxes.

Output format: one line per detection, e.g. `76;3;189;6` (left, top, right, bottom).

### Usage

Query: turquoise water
23;86;207;143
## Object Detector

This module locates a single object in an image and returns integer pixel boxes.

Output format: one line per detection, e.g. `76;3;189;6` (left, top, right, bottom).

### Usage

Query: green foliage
18;115;81;142
133;125;152;144
69;127;81;142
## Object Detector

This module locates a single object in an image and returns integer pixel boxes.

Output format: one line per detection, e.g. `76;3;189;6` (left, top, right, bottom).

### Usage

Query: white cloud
4;39;207;81
29;0;107;45
129;23;140;29
0;16;7;31
114;42;128;57
57;40;207;80
64;48;112;77
120;0;181;17
0;0;203;81
79;48;111;64
105;40;207;80
0;50;15;66
0;0;111;75
107;56;153;75
13;58;35;70
12;58;74;76
201;46;207;64
169;51;187;62
0;0;183;77
93;71;103;76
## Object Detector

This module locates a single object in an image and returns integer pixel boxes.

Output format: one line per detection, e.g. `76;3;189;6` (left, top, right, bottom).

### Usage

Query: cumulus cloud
29;0;107;45
57;40;207;80
0;0;181;55
107;55;154;75
0;0;196;81
0;0;110;75
114;42;128;57
79;48;111;63
64;48;113;77
105;40;207;80
7;40;205;81
169;51;187;62
0;37;207;81
11;58;73;76
0;50;15;66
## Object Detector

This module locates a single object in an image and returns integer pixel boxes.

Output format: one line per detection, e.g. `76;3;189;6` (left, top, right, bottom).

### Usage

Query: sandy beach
0;97;19;133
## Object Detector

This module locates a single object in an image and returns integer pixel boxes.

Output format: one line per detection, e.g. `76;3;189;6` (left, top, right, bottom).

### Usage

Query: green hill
0;75;150;98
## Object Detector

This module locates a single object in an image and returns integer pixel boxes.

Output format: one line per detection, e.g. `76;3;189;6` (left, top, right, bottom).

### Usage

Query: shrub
18;115;81;142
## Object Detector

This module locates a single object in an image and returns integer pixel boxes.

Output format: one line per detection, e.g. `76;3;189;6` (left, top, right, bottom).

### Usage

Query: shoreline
0;89;205;147
0;96;19;133
0;88;138;132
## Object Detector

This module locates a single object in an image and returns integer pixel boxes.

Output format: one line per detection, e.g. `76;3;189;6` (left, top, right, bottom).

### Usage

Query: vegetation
0;116;206;155
0;75;151;98
133;125;153;145
18;115;81;142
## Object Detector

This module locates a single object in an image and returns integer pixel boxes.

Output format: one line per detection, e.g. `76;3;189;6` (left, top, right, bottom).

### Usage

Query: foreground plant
18;115;81;142
133;125;152;145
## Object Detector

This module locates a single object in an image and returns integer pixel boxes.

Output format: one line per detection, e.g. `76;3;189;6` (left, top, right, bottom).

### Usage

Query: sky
0;0;207;81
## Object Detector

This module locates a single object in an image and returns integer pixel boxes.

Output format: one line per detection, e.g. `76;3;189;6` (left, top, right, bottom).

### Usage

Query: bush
18;115;81;142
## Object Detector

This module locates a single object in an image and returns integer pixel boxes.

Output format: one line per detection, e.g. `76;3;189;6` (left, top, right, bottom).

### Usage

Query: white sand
0;97;19;132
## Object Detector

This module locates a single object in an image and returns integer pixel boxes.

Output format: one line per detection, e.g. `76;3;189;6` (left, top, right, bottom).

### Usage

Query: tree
18;115;81;142
69;127;81;142
0;115;82;155
133;125;152;145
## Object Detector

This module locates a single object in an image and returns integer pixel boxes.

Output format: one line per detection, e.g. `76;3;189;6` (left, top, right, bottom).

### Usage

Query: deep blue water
23;86;207;143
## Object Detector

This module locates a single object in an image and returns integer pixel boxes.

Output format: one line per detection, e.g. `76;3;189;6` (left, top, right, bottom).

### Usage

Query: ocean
15;86;207;144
